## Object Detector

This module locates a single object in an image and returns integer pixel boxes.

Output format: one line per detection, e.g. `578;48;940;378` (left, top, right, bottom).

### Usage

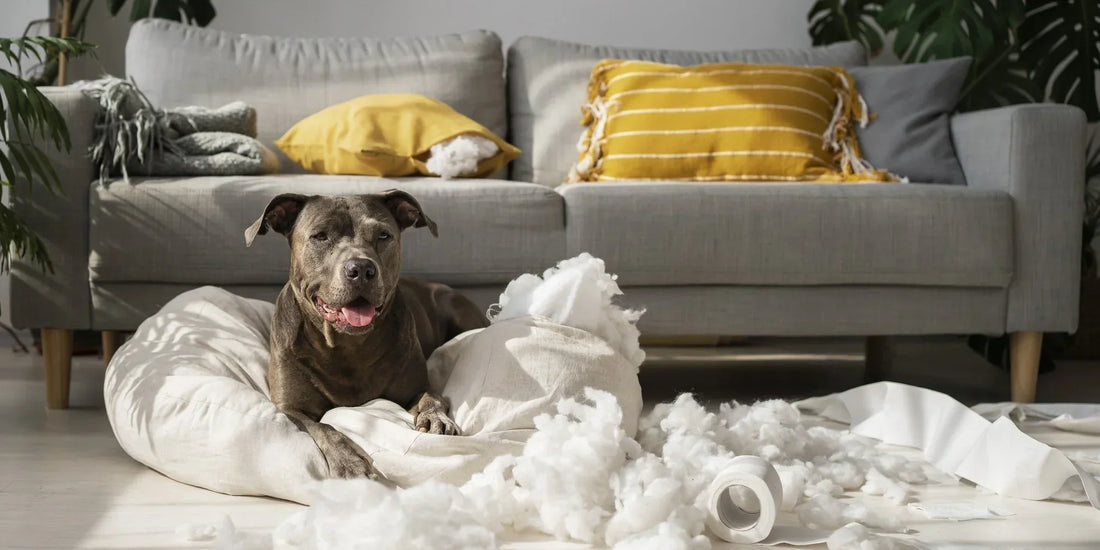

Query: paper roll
705;455;783;543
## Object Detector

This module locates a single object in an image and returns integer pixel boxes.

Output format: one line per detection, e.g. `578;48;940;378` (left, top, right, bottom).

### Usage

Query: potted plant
1;36;94;349
809;0;1100;363
9;0;215;354
22;0;216;86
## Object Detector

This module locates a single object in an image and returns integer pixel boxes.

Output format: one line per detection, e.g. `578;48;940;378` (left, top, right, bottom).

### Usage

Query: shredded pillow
276;94;521;178
568;60;894;184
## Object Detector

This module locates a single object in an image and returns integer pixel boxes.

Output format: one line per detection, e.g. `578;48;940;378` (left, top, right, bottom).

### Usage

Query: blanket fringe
74;76;190;183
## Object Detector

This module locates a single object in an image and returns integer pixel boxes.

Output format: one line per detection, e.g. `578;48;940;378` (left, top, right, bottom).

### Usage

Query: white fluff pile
491;253;646;367
271;480;496;549
425;133;499;178
827;523;915;550
230;389;931;550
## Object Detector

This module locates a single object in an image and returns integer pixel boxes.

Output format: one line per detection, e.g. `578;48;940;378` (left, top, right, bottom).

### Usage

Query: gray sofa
12;20;1085;408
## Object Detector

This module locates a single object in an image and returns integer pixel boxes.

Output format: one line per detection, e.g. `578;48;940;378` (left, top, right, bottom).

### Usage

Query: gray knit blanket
74;76;278;182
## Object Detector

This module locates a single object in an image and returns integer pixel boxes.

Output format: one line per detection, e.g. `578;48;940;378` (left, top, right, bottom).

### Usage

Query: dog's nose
343;258;377;281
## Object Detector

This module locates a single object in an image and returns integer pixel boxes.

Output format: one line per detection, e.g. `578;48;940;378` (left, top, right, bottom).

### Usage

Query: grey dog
245;189;488;479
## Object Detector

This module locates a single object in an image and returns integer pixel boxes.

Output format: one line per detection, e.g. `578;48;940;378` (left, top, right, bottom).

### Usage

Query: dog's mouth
314;295;379;328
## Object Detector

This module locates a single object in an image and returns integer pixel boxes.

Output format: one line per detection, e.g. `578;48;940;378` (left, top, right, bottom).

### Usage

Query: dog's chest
300;345;405;407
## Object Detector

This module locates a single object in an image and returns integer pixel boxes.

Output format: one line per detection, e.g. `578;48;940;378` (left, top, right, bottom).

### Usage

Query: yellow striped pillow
568;60;895;183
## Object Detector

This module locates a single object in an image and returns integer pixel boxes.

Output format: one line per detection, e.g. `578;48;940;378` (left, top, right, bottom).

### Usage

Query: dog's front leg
279;406;381;480
409;392;460;435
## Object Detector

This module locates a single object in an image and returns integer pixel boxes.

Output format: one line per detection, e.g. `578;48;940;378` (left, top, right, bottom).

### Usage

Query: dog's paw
322;433;380;480
414;408;461;436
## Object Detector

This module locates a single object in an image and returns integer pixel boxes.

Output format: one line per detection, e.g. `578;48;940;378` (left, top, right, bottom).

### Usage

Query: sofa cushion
507;37;868;186
126;20;507;173
851;58;972;185
89;176;566;286
558;182;1013;288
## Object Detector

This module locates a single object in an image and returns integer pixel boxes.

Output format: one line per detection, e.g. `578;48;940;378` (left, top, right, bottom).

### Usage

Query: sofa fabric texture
507;37;868;186
89;176;566;287
558;182;1013;287
11;87;97;330
952;105;1087;332
126;20;508;174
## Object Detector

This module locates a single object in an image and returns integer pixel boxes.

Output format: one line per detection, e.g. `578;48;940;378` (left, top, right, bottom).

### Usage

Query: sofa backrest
507;37;868;186
126;19;507;173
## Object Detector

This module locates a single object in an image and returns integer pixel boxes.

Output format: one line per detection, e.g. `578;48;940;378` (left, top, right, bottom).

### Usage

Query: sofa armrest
9;87;97;330
951;104;1086;333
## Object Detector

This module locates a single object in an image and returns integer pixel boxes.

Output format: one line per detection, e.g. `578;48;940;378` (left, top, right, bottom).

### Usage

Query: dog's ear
380;189;438;237
244;193;312;247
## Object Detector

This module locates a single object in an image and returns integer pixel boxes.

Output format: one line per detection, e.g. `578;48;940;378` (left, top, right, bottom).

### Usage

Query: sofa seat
558;182;1014;288
89;175;566;286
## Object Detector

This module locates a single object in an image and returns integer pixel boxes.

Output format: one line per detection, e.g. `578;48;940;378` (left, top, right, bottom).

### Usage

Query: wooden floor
1;337;1099;549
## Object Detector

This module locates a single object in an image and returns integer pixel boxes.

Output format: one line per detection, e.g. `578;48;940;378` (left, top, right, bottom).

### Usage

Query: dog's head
245;190;437;335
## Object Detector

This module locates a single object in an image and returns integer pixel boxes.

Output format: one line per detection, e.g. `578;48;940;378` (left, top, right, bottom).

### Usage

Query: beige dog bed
104;257;644;504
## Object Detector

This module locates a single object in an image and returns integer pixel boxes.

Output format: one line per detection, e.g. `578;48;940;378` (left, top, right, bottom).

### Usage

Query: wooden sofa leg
102;331;123;367
41;328;74;410
1010;331;1042;403
864;336;893;383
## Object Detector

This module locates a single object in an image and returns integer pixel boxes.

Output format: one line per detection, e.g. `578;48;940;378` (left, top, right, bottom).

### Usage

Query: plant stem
58;0;72;85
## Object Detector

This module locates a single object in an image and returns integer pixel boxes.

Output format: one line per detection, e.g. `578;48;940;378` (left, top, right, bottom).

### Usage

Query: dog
244;189;488;479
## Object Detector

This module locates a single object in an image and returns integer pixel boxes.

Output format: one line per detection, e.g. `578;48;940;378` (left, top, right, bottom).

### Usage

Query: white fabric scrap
426;133;499;178
798;382;1100;508
972;402;1100;434
491;252;645;367
907;502;1013;521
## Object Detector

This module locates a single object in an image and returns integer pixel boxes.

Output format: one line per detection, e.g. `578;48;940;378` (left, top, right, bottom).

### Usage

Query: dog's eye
378;231;392;241
310;232;328;242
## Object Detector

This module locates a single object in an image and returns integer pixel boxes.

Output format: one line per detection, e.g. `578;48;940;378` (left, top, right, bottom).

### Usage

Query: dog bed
104;256;643;504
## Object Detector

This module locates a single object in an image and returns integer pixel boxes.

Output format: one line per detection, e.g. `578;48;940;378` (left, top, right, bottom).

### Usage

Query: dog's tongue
340;303;377;327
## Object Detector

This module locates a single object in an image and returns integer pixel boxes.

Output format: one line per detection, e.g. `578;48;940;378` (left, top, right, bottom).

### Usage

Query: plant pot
1065;277;1100;359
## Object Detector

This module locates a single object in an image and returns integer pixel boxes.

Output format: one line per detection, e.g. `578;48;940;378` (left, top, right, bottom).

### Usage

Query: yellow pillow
568;60;895;183
276;94;520;177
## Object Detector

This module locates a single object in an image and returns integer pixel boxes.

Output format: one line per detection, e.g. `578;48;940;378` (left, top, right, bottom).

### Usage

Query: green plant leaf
129;0;153;21
880;0;1006;61
878;0;1036;111
189;0;216;26
0;37;91;276
807;0;885;55
108;0;216;26
0;150;16;185
1018;0;1100;121
0;67;71;151
153;0;181;20
0;204;52;274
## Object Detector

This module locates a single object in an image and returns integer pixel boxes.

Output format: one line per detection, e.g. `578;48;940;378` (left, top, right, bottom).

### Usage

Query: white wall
70;0;817;81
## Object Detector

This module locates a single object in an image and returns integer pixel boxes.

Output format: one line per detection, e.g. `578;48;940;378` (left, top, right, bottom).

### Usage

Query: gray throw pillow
850;57;972;185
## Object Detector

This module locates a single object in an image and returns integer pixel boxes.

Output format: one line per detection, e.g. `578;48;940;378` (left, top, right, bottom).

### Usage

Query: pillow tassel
569;94;612;182
826;71;894;181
